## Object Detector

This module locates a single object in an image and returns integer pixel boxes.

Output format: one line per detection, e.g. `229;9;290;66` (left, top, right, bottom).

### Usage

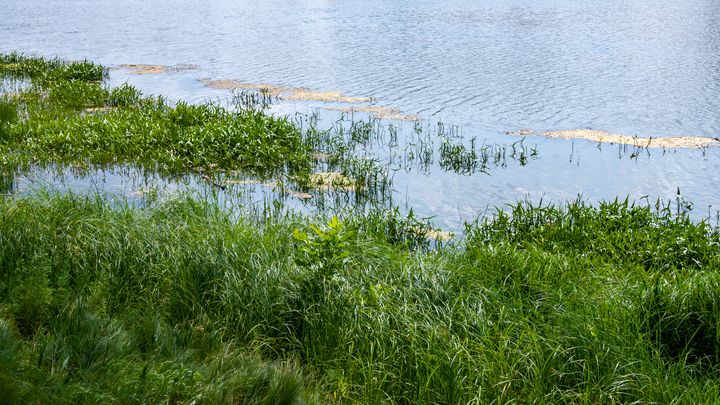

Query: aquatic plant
0;52;106;83
0;54;320;182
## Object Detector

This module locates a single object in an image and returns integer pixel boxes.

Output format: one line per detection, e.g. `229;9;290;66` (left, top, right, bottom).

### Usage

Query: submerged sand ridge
116;64;198;74
506;129;720;149
327;106;422;122
198;79;372;102
198;79;306;97
281;90;373;103
198;78;421;120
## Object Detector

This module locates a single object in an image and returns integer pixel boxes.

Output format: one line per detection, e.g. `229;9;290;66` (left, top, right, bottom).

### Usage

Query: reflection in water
2;111;541;232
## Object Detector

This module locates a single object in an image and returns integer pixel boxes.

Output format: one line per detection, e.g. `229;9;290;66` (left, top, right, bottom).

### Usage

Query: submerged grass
1;188;720;403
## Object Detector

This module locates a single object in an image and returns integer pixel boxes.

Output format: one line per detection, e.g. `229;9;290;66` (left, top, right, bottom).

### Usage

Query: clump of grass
0;52;106;83
465;196;719;271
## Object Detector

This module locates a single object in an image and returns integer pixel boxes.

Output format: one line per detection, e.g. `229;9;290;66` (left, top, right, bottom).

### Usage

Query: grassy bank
1;189;720;404
2;53;720;404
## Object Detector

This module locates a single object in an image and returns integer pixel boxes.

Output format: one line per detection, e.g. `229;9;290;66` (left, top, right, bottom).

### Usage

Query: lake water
2;0;720;229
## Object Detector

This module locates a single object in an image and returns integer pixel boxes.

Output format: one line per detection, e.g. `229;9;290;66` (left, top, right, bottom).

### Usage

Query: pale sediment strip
81;107;118;114
284;190;313;199
506;129;720;149
255;179;313;199
224;180;260;185
128;189;153;196
198;78;374;103
226;178;311;198
198;78;425;120
198;78;305;97
115;64;198;74
412;227;454;241
281;90;373;103
327;106;422;122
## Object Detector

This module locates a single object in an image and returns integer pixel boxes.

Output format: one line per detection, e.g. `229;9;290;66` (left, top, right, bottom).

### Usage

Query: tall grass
1;188;719;403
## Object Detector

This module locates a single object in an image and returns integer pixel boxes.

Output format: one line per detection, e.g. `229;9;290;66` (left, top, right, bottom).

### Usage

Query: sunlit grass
0;188;719;403
2;52;720;404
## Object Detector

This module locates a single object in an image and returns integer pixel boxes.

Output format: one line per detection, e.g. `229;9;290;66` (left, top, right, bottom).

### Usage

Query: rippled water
2;0;720;228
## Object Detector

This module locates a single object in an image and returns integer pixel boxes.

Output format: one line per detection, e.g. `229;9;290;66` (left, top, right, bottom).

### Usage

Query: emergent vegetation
1;53;720;404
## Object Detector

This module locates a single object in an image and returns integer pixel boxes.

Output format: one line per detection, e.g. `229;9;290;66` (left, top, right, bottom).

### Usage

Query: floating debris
285;190;313;199
327;106;422;121
413;227;454;241
507;129;720;149
309;172;365;191
81;107;117;114
504;129;536;136
118;64;198;75
312;153;333;160
255;180;311;198
128;190;153;196
281;90;373;103
542;130;720;149
199;78;376;104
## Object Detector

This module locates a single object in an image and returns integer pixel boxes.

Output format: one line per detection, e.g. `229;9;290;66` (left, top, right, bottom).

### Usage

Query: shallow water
2;0;720;228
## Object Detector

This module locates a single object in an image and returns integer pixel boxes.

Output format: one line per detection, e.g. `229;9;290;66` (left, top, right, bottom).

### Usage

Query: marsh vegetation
2;53;720;404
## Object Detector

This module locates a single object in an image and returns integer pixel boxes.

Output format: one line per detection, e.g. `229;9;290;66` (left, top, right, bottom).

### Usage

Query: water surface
3;0;719;228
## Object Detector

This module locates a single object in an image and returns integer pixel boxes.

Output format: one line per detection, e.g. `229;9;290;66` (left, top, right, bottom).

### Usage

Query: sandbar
507;129;720;149
118;64;198;74
327;106;422;121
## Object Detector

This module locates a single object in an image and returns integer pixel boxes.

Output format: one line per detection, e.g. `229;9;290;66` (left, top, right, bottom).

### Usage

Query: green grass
0;53;537;211
0;189;719;404
0;54;316;180
2;52;720;404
